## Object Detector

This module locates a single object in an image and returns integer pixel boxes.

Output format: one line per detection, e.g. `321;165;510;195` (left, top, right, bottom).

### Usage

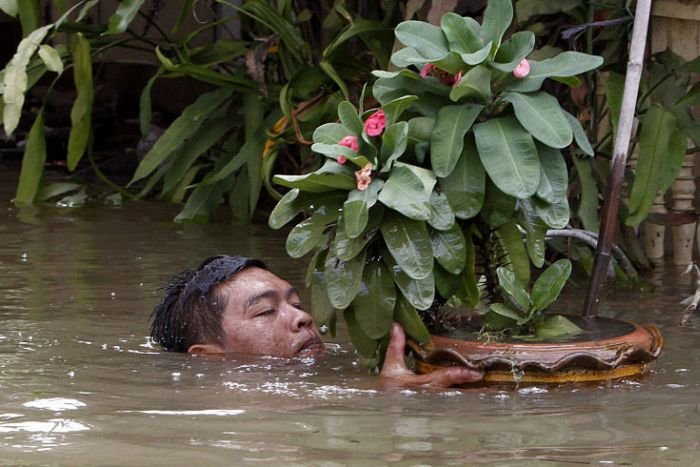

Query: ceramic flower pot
407;315;663;384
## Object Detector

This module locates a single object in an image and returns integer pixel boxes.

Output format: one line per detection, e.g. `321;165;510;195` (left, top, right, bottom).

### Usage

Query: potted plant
268;0;661;377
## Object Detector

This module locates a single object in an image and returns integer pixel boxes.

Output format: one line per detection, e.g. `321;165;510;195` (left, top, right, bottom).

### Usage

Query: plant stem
583;0;652;318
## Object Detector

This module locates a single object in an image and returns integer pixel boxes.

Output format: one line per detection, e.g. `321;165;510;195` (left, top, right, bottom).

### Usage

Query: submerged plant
0;0;398;221
270;0;603;366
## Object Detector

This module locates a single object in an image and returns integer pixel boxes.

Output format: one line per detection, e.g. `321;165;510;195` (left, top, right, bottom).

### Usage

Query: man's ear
188;343;225;354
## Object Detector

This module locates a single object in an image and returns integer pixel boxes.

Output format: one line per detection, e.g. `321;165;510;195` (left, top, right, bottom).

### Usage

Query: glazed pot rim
408;315;664;373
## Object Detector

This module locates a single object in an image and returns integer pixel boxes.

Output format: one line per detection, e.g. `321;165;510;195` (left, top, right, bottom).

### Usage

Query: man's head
150;255;324;358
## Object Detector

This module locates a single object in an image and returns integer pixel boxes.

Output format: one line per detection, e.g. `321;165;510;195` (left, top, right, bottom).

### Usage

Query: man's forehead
220;267;297;301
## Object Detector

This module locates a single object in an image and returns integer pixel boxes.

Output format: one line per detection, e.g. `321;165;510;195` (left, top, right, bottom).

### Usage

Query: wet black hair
150;255;267;352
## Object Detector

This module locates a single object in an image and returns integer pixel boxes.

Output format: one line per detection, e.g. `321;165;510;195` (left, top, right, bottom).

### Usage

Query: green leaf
273;160;357;193
311;270;336;328
319;60;349;100
474;116;540;198
431;223;466;274
139;71;161;136
480;0;513;49
380;243;435;310
14;110;46;204
455;231;480;308
480;181;515;229
238;0;307;63
380;210;433;280
286;211;334;258
394;295;431;344
378;165;433;220
17;0;39;37
536;143;568;204
516;0;581;21
505;52;604;93
395;20;449;61
323;18;388;58
163;116;235;194
382;95;419;127
337;101;363;136
605;72;624;132
673;81;700;109
531;259;572;312
570;156;599;232
380;122;409;171
269;189;345;229
627;106;687;225
459;43;493;66
427;190;455;231
66;34;94;171
518;199;547;268
174;182;223;223
438;136;485;219
106;0;147;34
311;142;369;167
36;182;81;202
336;204;383;261
341;198;367;240
37;44;63;74
0;0;18;16
372;69;451;111
2;24;51;136
503;92;572;148
434;263;460;301
325;246;366;309
130;87;233;184
344;180;383;239
313;122;352;144
483;309;517;331
492;31;535;72
563;110;594;157
344;308;378;359
534;315;582;339
533;197;570;229
354;261;396;339
489;303;523;321
391;46;428;68
440;13;482;54
431;104;483;177
408;116;435;144
449;66;491;102
496;220;531;286
496;266;530;312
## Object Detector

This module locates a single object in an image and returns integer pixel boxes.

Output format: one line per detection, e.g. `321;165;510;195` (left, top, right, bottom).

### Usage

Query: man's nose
290;306;313;330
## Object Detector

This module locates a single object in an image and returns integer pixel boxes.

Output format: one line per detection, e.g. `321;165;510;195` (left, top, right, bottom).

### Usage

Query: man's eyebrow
243;287;300;311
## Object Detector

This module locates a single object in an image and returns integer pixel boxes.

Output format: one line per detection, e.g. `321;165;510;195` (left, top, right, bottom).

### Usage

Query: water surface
0;172;699;465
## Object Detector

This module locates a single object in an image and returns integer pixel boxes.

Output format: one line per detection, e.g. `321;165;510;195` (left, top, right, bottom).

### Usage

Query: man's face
213;267;325;358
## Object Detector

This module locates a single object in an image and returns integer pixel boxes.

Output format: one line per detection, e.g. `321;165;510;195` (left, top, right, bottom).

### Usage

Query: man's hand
380;323;483;388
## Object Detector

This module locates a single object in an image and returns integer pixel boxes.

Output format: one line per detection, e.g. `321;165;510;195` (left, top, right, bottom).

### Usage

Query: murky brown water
0;170;699;466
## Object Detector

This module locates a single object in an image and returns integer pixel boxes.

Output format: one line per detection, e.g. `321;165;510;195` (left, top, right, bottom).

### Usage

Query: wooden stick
582;0;653;318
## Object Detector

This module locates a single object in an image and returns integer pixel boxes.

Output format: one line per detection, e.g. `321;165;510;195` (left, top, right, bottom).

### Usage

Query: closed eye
255;309;275;318
292;303;304;310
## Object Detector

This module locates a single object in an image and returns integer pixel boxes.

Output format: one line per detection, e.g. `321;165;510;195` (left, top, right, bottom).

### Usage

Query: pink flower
355;163;373;191
420;63;434;78
451;71;463;88
364;110;385;137
338;135;358;152
513;59;530;79
337;155;347;165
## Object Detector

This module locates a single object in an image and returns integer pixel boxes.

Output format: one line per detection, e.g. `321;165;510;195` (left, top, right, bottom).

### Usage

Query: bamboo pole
582;0;653;318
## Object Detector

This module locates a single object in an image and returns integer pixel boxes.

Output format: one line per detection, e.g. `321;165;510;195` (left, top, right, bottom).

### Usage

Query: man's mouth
296;336;325;357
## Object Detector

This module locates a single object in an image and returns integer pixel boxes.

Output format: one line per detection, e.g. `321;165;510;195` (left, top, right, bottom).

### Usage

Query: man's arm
380;322;483;388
